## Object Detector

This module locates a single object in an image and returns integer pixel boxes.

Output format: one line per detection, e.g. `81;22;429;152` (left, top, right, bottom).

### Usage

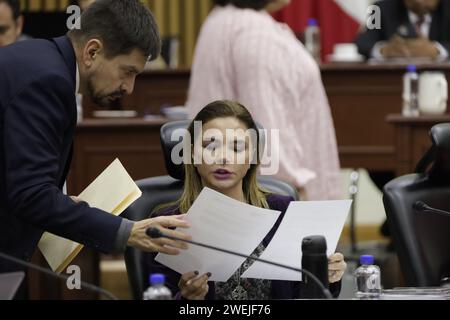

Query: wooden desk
321;62;450;172
387;114;450;176
82;63;450;173
68;118;169;194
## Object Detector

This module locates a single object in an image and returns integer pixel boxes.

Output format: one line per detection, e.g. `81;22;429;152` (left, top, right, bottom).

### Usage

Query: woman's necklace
231;265;248;299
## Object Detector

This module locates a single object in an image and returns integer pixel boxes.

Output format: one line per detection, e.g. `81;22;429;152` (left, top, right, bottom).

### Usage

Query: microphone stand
349;169;359;254
147;228;333;299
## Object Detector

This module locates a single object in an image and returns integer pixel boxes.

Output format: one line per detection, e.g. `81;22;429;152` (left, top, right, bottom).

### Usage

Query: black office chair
123;120;299;300
383;123;450;287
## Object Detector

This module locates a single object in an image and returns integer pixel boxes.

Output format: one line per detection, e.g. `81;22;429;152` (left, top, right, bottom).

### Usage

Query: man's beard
87;76;124;109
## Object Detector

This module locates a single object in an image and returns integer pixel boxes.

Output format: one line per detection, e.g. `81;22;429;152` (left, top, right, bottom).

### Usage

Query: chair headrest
416;123;450;181
160;120;190;180
160;120;266;180
430;123;450;150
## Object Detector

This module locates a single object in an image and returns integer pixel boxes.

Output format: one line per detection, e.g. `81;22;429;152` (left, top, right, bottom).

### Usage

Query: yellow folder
38;158;142;274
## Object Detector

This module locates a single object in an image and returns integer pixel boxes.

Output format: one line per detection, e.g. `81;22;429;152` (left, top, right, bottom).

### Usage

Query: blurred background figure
355;0;450;60
0;0;30;47
186;0;341;201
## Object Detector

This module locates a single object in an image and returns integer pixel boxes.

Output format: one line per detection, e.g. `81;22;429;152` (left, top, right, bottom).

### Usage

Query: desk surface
387;114;450;124
142;62;450;74
77;117;169;128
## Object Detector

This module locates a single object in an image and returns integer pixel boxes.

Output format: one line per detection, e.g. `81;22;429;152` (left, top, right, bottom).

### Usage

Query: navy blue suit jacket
0;36;122;272
144;194;341;299
355;0;450;58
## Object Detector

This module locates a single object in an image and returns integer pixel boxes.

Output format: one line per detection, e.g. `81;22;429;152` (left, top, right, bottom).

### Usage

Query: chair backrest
123;176;183;300
123;120;298;299
383;124;450;287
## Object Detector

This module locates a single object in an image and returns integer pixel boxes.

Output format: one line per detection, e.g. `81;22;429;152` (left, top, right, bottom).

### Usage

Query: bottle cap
149;273;165;285
406;64;417;72
307;18;318;26
360;255;374;265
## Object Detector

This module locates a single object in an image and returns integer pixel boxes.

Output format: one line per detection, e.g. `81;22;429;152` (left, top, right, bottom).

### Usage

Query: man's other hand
127;214;191;254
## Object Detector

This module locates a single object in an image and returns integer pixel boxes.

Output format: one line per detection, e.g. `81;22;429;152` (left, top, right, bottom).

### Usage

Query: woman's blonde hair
155;100;270;214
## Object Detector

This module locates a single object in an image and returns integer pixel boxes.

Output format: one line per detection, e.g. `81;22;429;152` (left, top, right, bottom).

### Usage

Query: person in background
0;0;30;47
185;0;341;201
355;0;450;60
145;100;346;300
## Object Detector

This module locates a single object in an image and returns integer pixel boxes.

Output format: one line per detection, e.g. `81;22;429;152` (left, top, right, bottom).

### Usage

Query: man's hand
405;36;440;59
178;271;210;300
127;214;191;254
70;196;81;203
328;252;347;283
380;35;411;58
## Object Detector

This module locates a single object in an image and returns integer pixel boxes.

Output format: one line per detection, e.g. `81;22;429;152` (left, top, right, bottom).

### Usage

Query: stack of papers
242;200;351;281
156;188;282;282
156;187;351;282
38;158;141;273
380;287;450;300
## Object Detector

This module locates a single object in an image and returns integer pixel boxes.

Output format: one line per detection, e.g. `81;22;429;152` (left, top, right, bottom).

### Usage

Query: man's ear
15;15;23;38
82;39;103;68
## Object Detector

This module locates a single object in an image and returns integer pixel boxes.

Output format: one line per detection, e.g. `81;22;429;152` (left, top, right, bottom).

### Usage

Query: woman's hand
178;271;210;300
328;252;346;283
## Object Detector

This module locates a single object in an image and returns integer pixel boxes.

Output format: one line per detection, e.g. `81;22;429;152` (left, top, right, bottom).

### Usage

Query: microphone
0;251;118;300
146;227;333;299
413;201;450;217
301;235;329;299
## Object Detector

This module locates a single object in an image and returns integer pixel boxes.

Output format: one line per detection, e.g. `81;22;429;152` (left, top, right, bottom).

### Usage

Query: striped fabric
186;5;341;200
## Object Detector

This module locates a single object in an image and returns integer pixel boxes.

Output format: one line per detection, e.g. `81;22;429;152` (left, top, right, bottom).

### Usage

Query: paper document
242;200;351;281
155;187;281;282
38;158;141;273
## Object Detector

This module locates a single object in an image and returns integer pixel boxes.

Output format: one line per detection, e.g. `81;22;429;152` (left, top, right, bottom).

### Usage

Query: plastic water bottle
304;18;321;64
402;64;420;117
143;274;172;300
354;255;381;299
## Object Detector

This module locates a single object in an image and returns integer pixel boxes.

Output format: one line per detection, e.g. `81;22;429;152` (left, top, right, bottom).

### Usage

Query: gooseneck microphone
413;201;450;216
146;227;333;299
301;235;329;299
0;251;118;300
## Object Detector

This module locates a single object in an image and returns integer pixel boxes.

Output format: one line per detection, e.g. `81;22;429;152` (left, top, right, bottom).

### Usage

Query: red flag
272;0;366;62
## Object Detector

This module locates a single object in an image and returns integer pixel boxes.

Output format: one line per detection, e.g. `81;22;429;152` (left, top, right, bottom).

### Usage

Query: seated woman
144;100;346;300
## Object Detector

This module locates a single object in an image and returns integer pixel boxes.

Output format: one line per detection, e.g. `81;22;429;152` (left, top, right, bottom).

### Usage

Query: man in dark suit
355;0;450;60
0;0;191;276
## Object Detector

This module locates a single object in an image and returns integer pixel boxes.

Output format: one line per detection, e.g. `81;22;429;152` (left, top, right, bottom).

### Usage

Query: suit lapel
395;2;416;38
429;6;443;41
52;36;77;189
52;36;77;93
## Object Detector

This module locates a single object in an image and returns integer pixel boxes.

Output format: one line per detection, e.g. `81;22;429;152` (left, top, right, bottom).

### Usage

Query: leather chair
123;120;298;299
383;123;450;287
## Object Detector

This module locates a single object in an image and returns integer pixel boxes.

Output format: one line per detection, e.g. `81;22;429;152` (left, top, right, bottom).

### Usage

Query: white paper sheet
155;187;281;282
241;200;351;281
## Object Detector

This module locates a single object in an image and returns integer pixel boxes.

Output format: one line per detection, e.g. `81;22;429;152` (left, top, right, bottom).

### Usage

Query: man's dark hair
0;0;21;20
213;0;272;10
67;0;161;60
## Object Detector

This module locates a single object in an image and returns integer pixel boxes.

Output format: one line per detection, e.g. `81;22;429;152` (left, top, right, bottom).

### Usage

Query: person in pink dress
186;0;341;200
